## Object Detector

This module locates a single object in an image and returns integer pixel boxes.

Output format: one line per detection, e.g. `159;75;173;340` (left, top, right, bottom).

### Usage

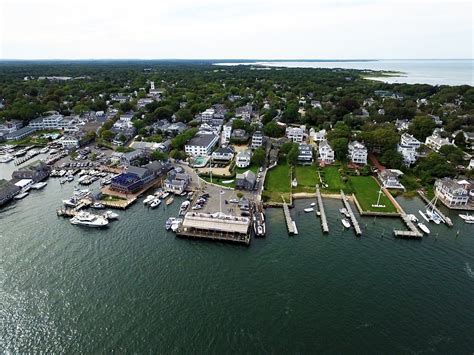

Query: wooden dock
417;190;453;227
393;213;423;239
316;186;329;234
340;190;362;236
282;202;296;235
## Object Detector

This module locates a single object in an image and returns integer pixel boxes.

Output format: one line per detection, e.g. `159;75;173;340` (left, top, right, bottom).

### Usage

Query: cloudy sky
0;0;472;59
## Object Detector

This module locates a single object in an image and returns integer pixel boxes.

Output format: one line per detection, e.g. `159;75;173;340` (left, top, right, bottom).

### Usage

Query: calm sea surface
1;158;474;353
215;60;474;86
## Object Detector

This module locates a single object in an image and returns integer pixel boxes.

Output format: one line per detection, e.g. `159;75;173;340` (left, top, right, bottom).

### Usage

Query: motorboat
0;154;13;163
165;197;174;205
66;174;74;182
425;209;441;224
161;192;170;199
103;210;119;220
419;210;430;222
31;182;47;190
417;223;430;234
179;200;190;215
170;218;183;232
310;202;316;207
63;197;78;208
70;211;109;228
407;214;418;223
13;149;27;157
341;218;351;228
150;198;161;209
91;202;105;209
14;191;29;199
459;213;474;222
143;195;155;205
39;147;49;154
165;217;176;230
304;208;314;213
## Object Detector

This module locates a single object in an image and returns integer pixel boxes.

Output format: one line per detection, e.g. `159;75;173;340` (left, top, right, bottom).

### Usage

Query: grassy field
349;176;397;213
321;166;349;193
294;165;317;193
263;164;291;203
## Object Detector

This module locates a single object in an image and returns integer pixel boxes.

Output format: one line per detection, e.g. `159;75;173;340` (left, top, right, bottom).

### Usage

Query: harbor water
1;175;474;352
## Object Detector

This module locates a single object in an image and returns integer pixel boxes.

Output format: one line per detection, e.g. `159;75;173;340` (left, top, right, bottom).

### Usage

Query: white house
251;131;263;149
211;147;234;162
236;150;252;168
221;123;232;145
425;134;453;152
58;135;80;149
184;134;218;156
435;178;470;207
318;140;335;164
201;108;215;123
286;125;306;143
348;141;368;165
310;128;326;143
397;133;421;166
297;143;313;164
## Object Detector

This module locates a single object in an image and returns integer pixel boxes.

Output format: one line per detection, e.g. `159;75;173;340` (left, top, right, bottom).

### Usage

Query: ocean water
1;172;473;352
215;59;474;86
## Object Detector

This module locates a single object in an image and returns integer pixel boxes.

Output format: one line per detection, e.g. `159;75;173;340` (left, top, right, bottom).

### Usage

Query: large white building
58;135;80;149
435;178;471;207
318;140;335;164
286;125;306;143
236;150;252;168
251;131;263;149
348;141;368;165
221;123;232;145
397;133;421;166
184;134;218;156
425;134;453;152
310;128;326;143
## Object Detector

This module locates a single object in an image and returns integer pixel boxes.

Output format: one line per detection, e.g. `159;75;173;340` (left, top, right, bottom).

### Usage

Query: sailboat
424;196;443;224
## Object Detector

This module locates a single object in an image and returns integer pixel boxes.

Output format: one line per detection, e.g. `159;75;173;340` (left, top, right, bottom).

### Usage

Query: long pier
282;201;296;235
316;186;329;233
417;190;453;227
340;190;362;236
393;213;423;239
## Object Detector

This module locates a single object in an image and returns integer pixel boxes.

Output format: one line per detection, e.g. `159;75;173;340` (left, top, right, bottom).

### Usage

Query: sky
0;0;472;60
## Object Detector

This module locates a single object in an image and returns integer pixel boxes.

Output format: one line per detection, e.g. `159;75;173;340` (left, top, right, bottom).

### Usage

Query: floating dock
393;213;423;239
282;202;296;235
340;190;362;236
316;186;329;234
417;190;453;227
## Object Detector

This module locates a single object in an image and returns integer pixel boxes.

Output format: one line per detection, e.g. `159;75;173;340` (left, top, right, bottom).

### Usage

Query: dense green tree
263;121;285;138
287;145;299;166
331;137;349;161
408;116;436;141
151;150;168;161
251;148;266;166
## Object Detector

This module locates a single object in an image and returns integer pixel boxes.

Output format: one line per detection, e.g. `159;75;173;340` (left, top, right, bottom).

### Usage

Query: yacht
70;212;109;228
149;198;161;209
0;154;14;163
91;202;105;209
179;200;190;215
31;182;47;190
143;195;155;205
161;191;170;199
459;213;474;224
170;218;183;232
103;210;119;220
304;207;314;213
341;218;351;228
14;191;29;199
417;223;430;234
165;217;176;230
63;197;78;208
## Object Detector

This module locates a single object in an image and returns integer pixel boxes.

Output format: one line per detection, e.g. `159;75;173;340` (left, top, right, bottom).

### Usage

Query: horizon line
0;58;473;62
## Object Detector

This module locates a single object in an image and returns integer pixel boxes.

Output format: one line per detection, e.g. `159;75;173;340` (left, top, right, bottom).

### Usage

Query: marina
340;190;362;236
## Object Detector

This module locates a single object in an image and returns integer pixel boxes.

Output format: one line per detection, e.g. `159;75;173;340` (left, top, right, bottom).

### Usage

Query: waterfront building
184;134;219;156
12;161;51;182
318;140;335;164
0;179;21;206
435;178;471;207
236;150;252;168
377;169;405;190
348;141;368;165
110;161;168;194
236;170;256;190
5;126;37;141
164;167;190;194
297;143;313;164
58;135;80;149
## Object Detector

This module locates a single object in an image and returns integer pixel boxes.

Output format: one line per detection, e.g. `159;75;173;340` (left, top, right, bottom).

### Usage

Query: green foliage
263;121;285;138
408;116;436;141
151;150;168;161
171;128;198;149
331;137;349;161
251;148;266;166
175;108;193;123
287;145;299;166
100;129;115;141
438;145;465;166
414;152;456;183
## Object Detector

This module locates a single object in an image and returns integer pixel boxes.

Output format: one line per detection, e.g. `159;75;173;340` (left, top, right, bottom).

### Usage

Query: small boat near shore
103;210;119;220
459;213;474;224
14;191;29;200
0;154;14;163
417;222;430;234
143;195;155;205
150;198;161;209
179;200;190;215
31;182;47;190
166;197;174;205
304;207;314;213
341;218;351;228
165;217;176;230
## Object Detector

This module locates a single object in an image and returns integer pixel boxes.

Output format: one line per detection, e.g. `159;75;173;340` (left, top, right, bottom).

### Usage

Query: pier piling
316;186;329;234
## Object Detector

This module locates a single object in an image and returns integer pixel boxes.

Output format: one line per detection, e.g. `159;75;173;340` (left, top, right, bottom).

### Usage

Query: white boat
0;154;14;163
419;210;430;222
165;217;176;230
407;214;418;223
39;147;49;154
149;198;161;209
417;223;430;234
63;197;78;208
165;197;174;205
310;202;316;207
161;192;170;199
70;211;109;228
341;218;351;228
91;202;105;209
179;200;190;215
292;221;298;235
425;209;441;224
459;213;474;221
66;175;74;182
304;208;314;213
14;191;29;199
103;210;119;220
143;195;155;205
171;219;182;232
31;182;47;190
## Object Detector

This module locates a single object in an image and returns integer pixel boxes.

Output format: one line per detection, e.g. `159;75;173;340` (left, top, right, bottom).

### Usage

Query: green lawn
348;176;397;213
321;166;348;193
235;164;259;175
293;165;317;193
263;164;291;203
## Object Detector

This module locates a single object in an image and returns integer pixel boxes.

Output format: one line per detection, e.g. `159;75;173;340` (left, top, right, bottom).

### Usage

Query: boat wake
465;262;474;280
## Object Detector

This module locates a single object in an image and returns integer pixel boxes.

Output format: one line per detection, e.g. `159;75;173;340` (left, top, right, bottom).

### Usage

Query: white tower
150;81;155;90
